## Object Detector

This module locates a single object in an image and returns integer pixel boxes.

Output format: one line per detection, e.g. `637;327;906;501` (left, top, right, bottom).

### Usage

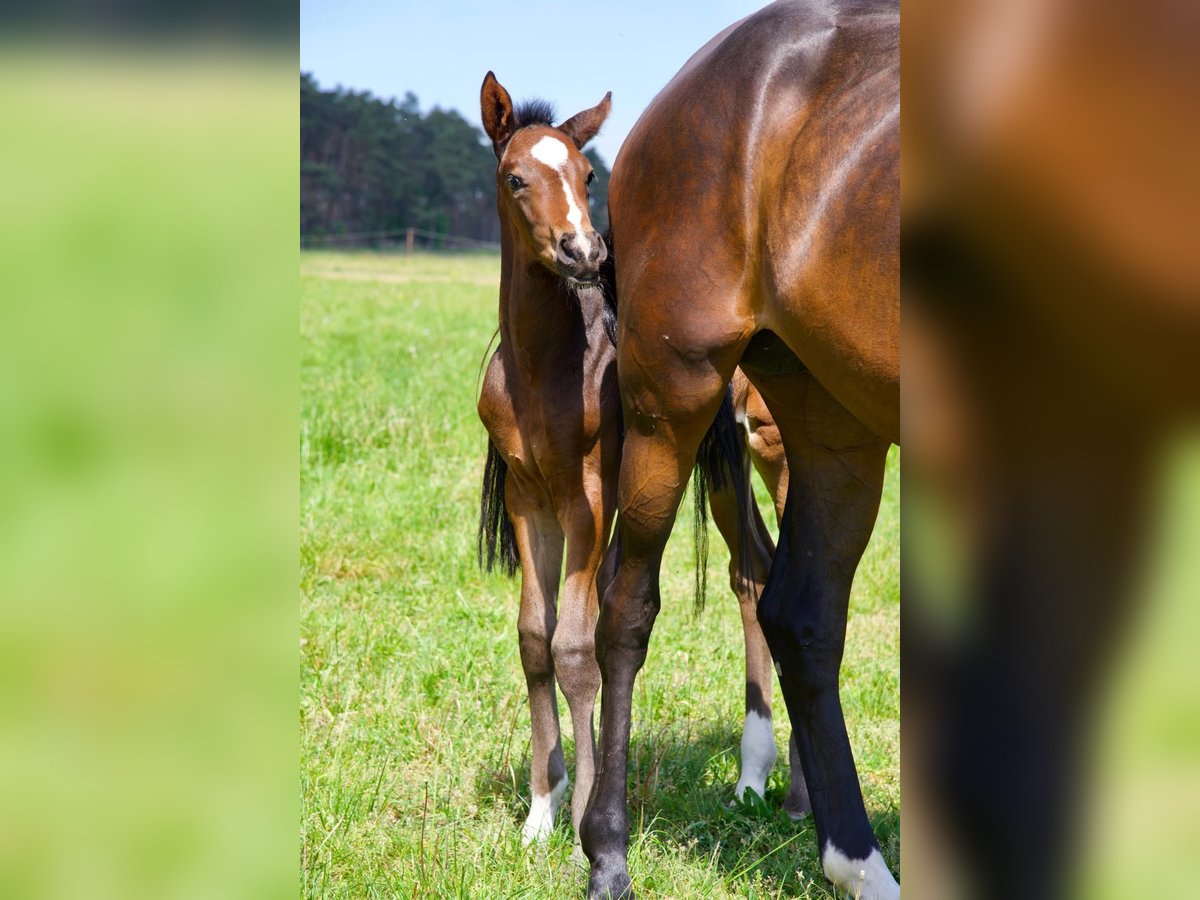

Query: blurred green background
0;46;296;899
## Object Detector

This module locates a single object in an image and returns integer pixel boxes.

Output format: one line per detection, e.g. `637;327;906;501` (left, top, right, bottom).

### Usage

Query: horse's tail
478;439;518;577
692;385;754;612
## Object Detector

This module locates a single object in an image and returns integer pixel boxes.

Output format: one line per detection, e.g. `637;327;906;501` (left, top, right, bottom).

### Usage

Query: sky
300;0;766;166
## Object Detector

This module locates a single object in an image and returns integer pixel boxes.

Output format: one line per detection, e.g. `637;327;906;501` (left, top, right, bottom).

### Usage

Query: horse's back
610;0;899;440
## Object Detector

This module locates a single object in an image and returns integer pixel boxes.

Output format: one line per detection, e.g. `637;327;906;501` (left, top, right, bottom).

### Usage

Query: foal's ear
480;71;515;157
558;92;612;150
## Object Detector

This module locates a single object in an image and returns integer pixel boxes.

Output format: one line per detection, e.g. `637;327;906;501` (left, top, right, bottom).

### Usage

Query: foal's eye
506;174;525;191
586;171;595;186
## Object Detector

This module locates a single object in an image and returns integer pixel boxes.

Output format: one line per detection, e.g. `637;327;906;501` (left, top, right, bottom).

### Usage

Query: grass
301;250;899;898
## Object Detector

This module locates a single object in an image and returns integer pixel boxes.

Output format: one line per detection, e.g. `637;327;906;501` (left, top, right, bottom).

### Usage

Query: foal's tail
478;439;518;577
599;230;619;349
692;386;755;612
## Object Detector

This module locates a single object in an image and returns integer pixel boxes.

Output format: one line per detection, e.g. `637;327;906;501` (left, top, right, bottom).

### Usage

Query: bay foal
475;72;800;848
579;2;900;898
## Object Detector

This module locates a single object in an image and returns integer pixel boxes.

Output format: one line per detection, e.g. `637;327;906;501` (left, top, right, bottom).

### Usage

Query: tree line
301;73;611;246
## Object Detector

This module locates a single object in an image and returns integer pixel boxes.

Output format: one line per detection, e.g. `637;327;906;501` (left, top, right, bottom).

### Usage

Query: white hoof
734;711;777;802
822;843;899;900
521;773;568;844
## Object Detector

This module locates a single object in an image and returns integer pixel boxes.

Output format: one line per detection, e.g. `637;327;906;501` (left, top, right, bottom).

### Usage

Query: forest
300;73;611;246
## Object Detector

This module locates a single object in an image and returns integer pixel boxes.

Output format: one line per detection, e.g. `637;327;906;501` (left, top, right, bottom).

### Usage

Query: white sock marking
822;842;899;900
529;134;590;256
522;771;568;844
734;711;777;800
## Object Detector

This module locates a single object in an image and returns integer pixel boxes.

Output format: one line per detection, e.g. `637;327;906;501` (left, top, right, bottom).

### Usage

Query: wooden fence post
406;227;415;255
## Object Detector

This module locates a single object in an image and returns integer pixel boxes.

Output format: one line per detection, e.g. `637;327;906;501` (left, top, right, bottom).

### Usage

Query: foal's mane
512;98;556;130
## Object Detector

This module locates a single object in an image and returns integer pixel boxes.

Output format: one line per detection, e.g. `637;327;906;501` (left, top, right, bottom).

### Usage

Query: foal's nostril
558;235;582;262
588;234;606;264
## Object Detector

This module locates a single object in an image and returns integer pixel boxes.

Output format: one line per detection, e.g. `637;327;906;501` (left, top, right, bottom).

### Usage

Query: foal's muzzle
555;231;607;283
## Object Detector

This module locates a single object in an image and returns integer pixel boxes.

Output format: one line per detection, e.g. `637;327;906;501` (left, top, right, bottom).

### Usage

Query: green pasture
301;250;899;898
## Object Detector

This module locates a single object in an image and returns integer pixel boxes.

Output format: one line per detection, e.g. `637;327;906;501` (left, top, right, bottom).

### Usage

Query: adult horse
475;73;802;848
579;2;900;898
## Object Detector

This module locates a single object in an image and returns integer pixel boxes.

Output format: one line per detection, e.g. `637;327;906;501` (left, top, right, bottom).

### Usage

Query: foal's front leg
510;501;568;843
552;497;608;841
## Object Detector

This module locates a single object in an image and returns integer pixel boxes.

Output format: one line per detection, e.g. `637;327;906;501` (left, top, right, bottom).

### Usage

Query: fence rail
301;226;500;252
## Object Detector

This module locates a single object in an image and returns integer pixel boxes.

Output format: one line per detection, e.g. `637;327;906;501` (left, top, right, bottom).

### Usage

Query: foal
475;72;800;846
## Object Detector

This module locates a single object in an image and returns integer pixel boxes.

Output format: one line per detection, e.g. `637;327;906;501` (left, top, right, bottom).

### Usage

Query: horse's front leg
580;365;731;899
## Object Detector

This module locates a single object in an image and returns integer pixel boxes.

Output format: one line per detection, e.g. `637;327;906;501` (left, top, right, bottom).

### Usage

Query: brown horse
579;2;900;898
475;72;803;849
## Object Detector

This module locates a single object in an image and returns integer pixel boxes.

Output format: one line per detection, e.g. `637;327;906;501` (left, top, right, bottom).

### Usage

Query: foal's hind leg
707;467;780;804
509;495;568;843
737;379;812;817
748;368;898;899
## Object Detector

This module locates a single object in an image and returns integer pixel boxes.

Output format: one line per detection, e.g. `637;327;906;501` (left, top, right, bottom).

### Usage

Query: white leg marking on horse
734;710;777;800
822;842;899;900
522;771;569;844
529;134;590;255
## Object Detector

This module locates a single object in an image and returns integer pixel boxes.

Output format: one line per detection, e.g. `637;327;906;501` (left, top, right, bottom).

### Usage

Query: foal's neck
498;226;605;372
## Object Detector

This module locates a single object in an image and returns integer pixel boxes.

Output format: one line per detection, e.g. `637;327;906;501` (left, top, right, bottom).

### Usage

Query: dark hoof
783;792;812;821
587;861;634;899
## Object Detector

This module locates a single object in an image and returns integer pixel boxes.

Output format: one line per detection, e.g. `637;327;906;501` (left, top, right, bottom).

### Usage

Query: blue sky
301;0;765;166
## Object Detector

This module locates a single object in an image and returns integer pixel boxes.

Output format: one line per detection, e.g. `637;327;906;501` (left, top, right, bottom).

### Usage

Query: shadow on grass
472;722;899;896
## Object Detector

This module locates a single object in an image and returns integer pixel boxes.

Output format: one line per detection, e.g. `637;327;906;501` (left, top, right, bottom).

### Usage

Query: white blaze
822;842;900;900
529;133;569;167
529;134;590;255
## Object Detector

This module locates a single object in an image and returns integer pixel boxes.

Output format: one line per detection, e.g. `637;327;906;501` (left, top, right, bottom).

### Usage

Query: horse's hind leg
509;495;568;843
747;367;898;900
706;458;780;804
